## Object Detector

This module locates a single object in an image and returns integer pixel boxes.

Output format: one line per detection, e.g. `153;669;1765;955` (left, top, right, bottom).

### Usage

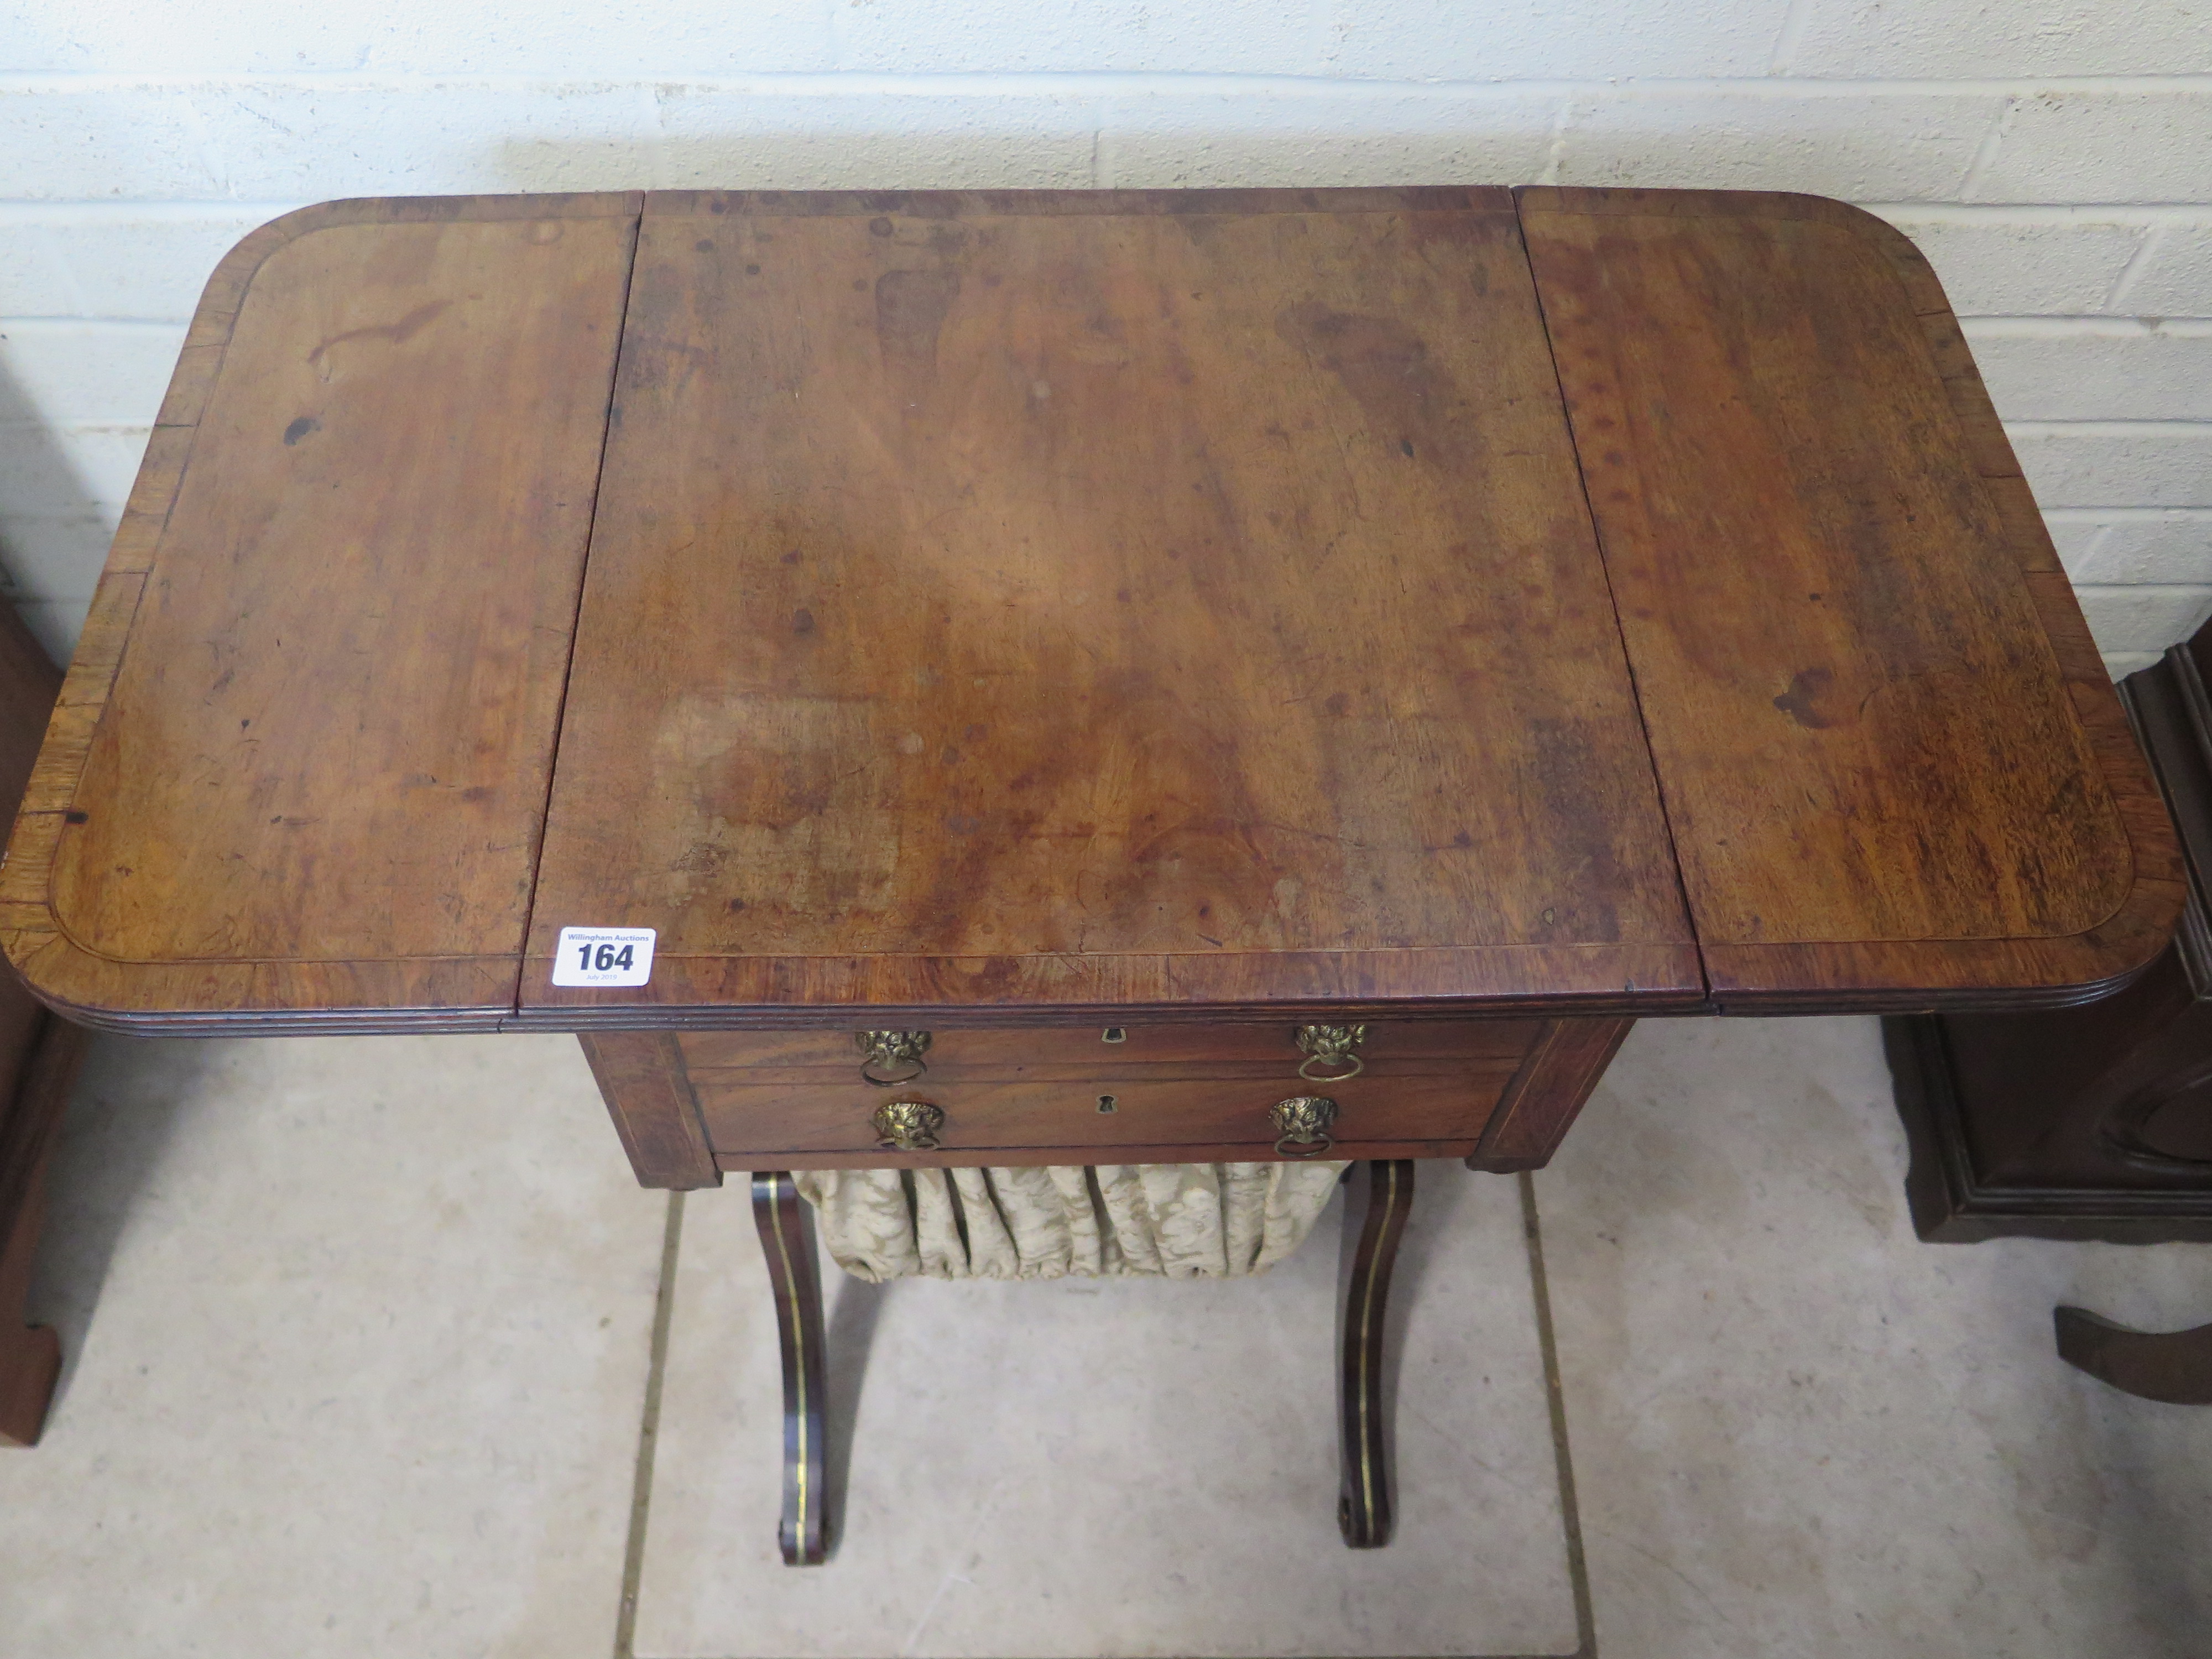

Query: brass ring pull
1271;1095;1339;1160
872;1099;945;1152
1295;1024;1366;1083
1298;1053;1364;1083
856;1029;931;1087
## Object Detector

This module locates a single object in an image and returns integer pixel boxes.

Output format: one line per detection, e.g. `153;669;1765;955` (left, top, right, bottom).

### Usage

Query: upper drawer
677;1019;1543;1086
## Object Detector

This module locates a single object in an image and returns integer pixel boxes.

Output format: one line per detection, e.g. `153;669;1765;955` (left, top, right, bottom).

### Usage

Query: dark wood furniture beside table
1892;609;2212;1244
0;603;88;1447
0;187;2179;1545
1890;610;2212;1402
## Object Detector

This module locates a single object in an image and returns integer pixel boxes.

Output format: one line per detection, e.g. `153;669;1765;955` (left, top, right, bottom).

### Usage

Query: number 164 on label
551;926;657;988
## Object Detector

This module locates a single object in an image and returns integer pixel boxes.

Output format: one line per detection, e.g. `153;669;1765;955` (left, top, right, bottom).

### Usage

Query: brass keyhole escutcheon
1271;1094;1339;1158
1296;1023;1366;1082
856;1029;931;1087
872;1099;946;1152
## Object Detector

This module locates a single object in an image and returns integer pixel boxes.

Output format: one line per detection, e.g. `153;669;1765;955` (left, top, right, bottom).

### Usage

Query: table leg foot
2056;1307;2212;1405
1338;1159;1413;1548
752;1171;829;1564
0;1185;59;1447
1;1144;59;1448
0;1016;88;1449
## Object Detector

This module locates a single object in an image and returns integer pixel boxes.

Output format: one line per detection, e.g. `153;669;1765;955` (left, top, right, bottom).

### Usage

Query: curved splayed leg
1338;1159;1414;1548
752;1171;829;1564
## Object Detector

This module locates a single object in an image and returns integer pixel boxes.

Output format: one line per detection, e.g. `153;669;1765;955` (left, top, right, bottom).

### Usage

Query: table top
0;187;2181;1035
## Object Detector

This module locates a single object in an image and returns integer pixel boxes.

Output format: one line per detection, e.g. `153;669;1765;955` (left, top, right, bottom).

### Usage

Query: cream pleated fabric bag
793;1161;1350;1282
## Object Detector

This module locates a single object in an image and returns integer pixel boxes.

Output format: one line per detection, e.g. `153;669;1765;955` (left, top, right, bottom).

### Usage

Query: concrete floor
2;1016;2206;1657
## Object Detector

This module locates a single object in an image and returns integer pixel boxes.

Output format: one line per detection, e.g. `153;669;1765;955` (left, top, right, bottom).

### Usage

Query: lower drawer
685;1024;1522;1165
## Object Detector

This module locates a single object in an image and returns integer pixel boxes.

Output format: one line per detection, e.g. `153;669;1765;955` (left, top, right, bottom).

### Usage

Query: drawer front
679;1019;1541;1083
693;1073;1514;1161
684;1020;1529;1164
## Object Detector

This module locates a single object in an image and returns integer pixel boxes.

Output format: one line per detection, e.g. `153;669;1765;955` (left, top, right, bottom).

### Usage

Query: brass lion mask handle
856;1029;931;1087
871;1099;946;1152
1271;1095;1339;1159
1296;1023;1366;1083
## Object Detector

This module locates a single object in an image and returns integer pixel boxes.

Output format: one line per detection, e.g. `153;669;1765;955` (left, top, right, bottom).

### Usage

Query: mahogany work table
0;186;2181;1554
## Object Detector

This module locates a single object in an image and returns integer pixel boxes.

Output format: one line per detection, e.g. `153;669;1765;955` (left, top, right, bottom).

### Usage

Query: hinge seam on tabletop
1510;185;1712;1006
510;193;648;1022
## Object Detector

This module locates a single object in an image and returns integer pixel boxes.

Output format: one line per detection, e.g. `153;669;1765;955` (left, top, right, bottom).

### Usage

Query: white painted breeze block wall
2;2;2208;673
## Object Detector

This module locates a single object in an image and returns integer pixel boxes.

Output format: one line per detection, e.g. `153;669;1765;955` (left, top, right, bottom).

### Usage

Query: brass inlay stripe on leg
766;1177;810;1550
1352;1161;1401;1533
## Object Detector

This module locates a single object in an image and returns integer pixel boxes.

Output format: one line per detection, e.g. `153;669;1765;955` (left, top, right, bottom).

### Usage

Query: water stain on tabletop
304;299;450;374
1274;301;1458;463
875;268;960;375
1773;667;1836;729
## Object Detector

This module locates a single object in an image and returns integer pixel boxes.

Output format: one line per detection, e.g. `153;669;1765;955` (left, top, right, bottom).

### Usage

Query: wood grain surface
523;187;1700;1022
1517;187;2181;1010
1;187;2176;1035
1;194;640;1031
